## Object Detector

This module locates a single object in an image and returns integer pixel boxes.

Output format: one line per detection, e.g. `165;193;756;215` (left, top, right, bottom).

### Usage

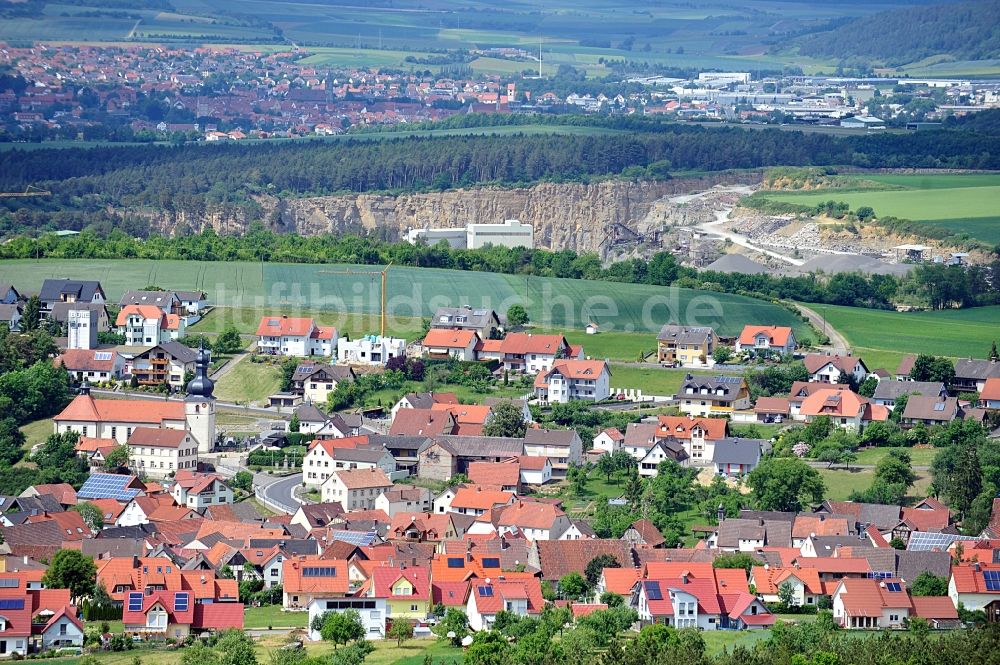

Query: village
0;273;995;659
3;44;1000;143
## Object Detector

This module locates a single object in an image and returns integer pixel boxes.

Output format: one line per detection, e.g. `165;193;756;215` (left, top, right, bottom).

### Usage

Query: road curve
255;473;302;514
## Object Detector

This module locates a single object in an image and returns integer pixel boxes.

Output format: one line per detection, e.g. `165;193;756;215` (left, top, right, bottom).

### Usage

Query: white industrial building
405;219;533;249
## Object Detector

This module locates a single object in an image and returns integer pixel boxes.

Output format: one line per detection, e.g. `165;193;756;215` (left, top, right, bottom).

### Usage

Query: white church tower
184;343;216;455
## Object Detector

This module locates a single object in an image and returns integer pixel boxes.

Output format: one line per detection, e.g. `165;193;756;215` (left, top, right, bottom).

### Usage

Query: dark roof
295;403;328;423
678;375;747;403
330;446;389;463
711;438;765;466
626;519;665;547
717;518;791;548
571;519;597;538
895;551;951;583
48;302;107;323
119;290;178;308
0;303;21;321
810;535;874;556
656;324;715;344
739;510;796;522
0;520;67;559
872;380;946;401
297;503;345;527
534;539;636;580
431;307;499;330
174;291;205;302
133;341;197;364
523;429;578;445
901;396;959;422
12;495;64;514
953;359;1000;381
296;363;355;383
372;434;430;453
248;539;319;557
432;435;524;458
39;279;103;304
81;538;146;559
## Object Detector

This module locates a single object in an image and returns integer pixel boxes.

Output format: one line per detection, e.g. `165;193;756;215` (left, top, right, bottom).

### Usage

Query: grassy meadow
0;259;809;337
760;173;1000;244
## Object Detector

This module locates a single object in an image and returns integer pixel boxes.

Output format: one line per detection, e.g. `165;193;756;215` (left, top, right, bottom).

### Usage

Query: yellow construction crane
317;262;392;337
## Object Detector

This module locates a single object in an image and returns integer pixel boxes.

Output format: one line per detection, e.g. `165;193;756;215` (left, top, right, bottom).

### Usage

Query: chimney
132;555;140;568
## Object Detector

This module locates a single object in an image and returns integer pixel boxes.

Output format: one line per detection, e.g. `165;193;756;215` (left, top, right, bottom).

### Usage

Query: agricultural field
0;259;809;338
814;303;1000;362
759;173;1000;244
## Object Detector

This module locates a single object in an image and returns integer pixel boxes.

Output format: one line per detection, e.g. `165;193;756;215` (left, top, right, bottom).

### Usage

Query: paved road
209;345;253;381
255;472;302;514
89;387;290;420
794;303;850;353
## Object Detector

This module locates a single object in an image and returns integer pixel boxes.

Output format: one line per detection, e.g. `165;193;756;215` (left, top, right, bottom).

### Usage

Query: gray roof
248;538;319;556
81;538;146;559
330;446;390;463
39;279;103;304
119;290;178;308
134;341;197;364
896;550;951;583
716;518;790;548
373;434;430;454
432;435;525;458
175;291;205;302
0;303;21;321
48;301;107;323
295;403;328;423
711;438;765;466
431;307;499;330
623;422;657;449
703;253;769;275
656;324;715;344
483;397;527;408
523;428;578;446
739;510;796;522
810;535;873;556
300;363;355;382
872;380;946;401
297;503;345;527
401;392;437;410
954;359;1000;381
902;395;959;422
678;375;746;403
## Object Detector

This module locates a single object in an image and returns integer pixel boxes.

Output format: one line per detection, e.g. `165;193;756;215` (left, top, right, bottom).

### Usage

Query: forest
4;228;998;311
797;0;1000;66
2;122;1000;233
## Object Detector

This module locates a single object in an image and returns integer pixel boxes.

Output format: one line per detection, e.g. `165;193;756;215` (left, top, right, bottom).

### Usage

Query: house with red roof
750;566;824;607
799;388;888;432
495;500;571;542
832;578;914;629
53;388;186;444
949;562;1000;615
449;487;515;517
979;377;1000;410
168;471;234;510
735;325;796;357
804;353;869;385
122;588;243;639
36;605;84;651
466;577;544;631
126;427;200;479
534;360;611;403
497;333;576;373
256;315;336;357
518;456;553;486
116;305;183;346
422;328;480;361
468;460;520;492
366;566;431;625
592;428;624;455
282;556;349;610
0;592;32;656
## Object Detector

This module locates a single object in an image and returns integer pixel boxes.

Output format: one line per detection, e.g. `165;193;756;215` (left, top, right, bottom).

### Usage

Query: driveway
794;303;850;353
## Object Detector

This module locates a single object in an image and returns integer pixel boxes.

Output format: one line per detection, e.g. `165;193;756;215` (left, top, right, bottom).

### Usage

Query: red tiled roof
282;556;349;594
600;568;640;596
194;602;245;630
981;377;1000;401
911;595;959;620
256;316;314;337
127;427;189;448
738;325;793;346
423;329;479;348
370;566;430;600
836;578;911;617
55;395;184;424
116;304;165;327
496;501;565;530
389;408;455;436
451;487;514;511
432;581;470;607
571;603;607;619
655;415;728;441
799;389;868;419
468;461;520;488
951;563;1000;594
499;333;568;355
329;468;393;490
28;483;77;505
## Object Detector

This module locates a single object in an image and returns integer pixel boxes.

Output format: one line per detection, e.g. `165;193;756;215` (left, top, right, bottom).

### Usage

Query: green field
760;174;1000;244
818;467;933;503
213;358;282;403
814;303;1000;361
854;447;937;468
0;259;808;337
243;605;307;629
609;366;712;396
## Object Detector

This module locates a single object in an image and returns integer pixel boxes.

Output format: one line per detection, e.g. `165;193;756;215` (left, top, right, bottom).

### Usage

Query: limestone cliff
141;172;760;254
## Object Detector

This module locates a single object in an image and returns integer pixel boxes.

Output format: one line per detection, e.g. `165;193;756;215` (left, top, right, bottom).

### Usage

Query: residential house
54;349;124;383
38;279;105;314
648;415;729;464
592;428;624;455
468;461;520;493
302;437;376;486
307;596;386;640
832;578;913;629
981;377;1000;410
387;513;453;544
635;575;773;630
0;592;31;656
128;342;198;389
36;606;85;651
622;520;666;548
787;382;852;419
321;469;394;511
297;364;355;404
0;284;20;304
712;438;766;477
418;436;525;482
675;375;751;417
534;360;611;403
375;486;433;518
750;566;824;607
523;428;582;478
637;440;689;477
900;396;961;428
466;578;544;631
896;355;916;381
389;409;456;437
753;397;790;423
126;428;199;479
168;471;233;511
48;302;110;333
656;325;718;366
495;501;571;541
871;381;947;410
734;325;796;356
282;556;349;610
256;316;337;357
952;359;1000;394
390;392;458;422
175;291;208;315
518;456;553;486
122;589;243;638
431;403;493;436
949;563;1000;616
799;388;886;432
119;290;181;316
804;354;869;385
449;487;515;517
337;335;405;366
497;333;576;373
0;303;22;332
430;306;501;340
421;329;480;361
367;566;431;625
293;404;329;435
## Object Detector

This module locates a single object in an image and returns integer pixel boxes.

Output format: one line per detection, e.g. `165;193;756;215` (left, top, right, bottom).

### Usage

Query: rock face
142;172;760;255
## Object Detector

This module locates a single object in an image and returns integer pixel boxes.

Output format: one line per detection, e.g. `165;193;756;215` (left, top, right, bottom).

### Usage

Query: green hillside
0;259;807;337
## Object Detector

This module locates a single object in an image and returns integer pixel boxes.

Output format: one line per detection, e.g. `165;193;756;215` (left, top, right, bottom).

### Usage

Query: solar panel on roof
78;473;141;502
984;570;1000;591
330;529;377;547
906;532;978;552
885;582;902;592
482;557;500;569
0;579;18;588
478;586;493;597
174;592;189;612
0;599;24;610
644;581;662;601
447;557;464;568
933;402;946;411
127;593;143;612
